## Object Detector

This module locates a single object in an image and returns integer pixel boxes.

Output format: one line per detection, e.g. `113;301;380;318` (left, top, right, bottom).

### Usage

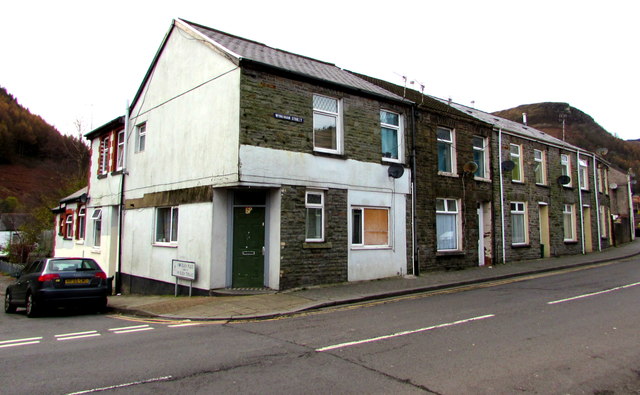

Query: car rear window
47;259;100;272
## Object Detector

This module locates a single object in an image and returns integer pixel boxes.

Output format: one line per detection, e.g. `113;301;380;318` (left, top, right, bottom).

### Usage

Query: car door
12;260;41;301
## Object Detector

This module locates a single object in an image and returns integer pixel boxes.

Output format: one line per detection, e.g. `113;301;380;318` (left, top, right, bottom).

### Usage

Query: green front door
232;206;265;288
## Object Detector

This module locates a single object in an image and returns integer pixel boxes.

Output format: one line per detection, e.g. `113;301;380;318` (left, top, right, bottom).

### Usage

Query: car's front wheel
4;291;16;314
25;292;40;318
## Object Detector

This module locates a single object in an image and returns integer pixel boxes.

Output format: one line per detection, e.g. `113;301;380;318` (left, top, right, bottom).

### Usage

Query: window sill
511;180;525;184
564;240;578;244
535;183;549;188
153;243;178;248
75;240;85;245
437;171;458;178
91;248;101;254
562;185;574;189
112;169;124;175
474;177;491;183
97;174;108;179
436;250;465;256
313;150;345;159
382;157;403;165
303;242;332;249
351;245;392;251
511;243;530;249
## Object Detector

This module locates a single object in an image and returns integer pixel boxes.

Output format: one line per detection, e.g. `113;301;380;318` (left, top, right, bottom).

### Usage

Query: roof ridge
178;18;337;67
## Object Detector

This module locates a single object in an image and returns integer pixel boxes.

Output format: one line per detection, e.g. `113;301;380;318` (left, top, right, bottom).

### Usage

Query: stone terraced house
53;19;633;295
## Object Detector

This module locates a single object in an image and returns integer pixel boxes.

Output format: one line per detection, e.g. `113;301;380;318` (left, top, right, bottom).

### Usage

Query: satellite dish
501;160;515;171
557;175;571;185
388;163;405;179
609;183;618;190
463;161;479;173
596;147;609;156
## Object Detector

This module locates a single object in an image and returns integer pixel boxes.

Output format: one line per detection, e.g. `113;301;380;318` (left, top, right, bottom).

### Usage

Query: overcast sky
2;0;638;140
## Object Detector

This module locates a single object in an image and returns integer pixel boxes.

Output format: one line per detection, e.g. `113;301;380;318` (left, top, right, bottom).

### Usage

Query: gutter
628;171;635;241
410;106;419;276
497;128;506;263
592;154;602;251
116;103;130;294
576;151;585;254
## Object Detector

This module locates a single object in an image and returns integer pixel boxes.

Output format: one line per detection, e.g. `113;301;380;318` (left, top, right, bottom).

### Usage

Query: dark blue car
4;257;109;317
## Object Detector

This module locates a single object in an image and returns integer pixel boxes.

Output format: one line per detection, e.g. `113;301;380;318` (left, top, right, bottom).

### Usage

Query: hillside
0;86;89;210
493;102;639;193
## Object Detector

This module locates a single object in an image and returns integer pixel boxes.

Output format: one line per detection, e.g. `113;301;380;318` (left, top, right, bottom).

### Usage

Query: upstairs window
510;144;523;182
155;206;179;244
98;136;110;175
116;129;125;170
472;136;489;179
352;207;390;247
380;110;401;161
579;158;589;190
437;127;455;174
313;95;341;154
597;167;604;193
135;123;146;153
561;154;572;187
305;191;324;242
534;149;547;185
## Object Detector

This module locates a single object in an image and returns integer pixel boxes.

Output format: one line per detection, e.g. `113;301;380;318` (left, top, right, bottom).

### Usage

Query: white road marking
0;337;43;348
168;323;201;328
109;325;154;334
56;331;101;341
65;375;173;394
548;281;640;305
316;314;495;352
108;324;151;331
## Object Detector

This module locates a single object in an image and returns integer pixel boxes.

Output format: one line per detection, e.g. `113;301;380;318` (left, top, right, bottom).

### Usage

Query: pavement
2;239;640;321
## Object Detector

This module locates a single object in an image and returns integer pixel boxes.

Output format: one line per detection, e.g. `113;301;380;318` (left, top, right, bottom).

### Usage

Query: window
91;209;102;247
436;198;460;251
116;129;125;170
600;205;608;237
352;207;390;247
98;136;110;175
305;191;324;242
563;204;576;241
76;207;86;240
510;144;523;182
380;110;401;161
579;159;589;190
561;154;572;186
155;207;179;244
313;95;341;154
510;202;527;245
136;123;146;153
437;127;455;174
534;149;546;185
603;168;609;195
472;136;489;179
65;214;74;239
597;167;604;193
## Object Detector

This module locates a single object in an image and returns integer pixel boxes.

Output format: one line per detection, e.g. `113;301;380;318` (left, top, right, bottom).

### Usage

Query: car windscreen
47;259;101;272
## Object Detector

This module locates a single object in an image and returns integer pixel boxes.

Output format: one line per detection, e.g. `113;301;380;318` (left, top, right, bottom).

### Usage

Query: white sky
1;0;638;140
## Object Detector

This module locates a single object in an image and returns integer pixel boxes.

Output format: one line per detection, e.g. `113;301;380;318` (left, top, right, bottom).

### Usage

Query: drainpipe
628;171;635;241
592;154;602;251
497;128;506;263
410;105;419;276
116;104;129;294
576;151;585;254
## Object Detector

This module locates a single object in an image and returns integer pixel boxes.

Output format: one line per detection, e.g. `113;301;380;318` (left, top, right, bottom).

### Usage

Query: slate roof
432;97;583;151
179;19;406;103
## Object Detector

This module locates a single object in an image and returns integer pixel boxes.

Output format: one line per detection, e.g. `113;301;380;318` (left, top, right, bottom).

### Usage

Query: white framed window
472;136;489;179
91;209;102;247
305;191;324;242
563;204;577;241
534;149;547;185
65;214;74;239
510;144;523;182
579;158;589;190
437;127;456;174
98;136;110;175
352;207;390;248
135;123;146;153
510;202;528;245
116;129;125;170
155;206;179;244
380;110;402;162
436;198;461;251
600;205;608;238
561;154;572;186
77;207;86;240
603;168;609;195
597;167;604;193
313;95;342;154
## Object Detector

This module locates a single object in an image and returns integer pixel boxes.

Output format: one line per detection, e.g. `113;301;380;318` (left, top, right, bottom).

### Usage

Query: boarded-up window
352;207;389;247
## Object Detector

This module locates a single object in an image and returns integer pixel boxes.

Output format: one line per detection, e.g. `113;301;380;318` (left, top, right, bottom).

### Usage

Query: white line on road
548;281;640;305
168;323;201;328
0;337;43;345
316;314;495;352
0;338;42;349
56;331;102;341
56;331;100;338
111;327;154;334
66;375;173;394
108;324;151;331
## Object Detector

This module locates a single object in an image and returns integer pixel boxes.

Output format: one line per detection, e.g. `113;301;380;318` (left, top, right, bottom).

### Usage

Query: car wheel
96;298;108;314
4;292;17;314
25;292;40;318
